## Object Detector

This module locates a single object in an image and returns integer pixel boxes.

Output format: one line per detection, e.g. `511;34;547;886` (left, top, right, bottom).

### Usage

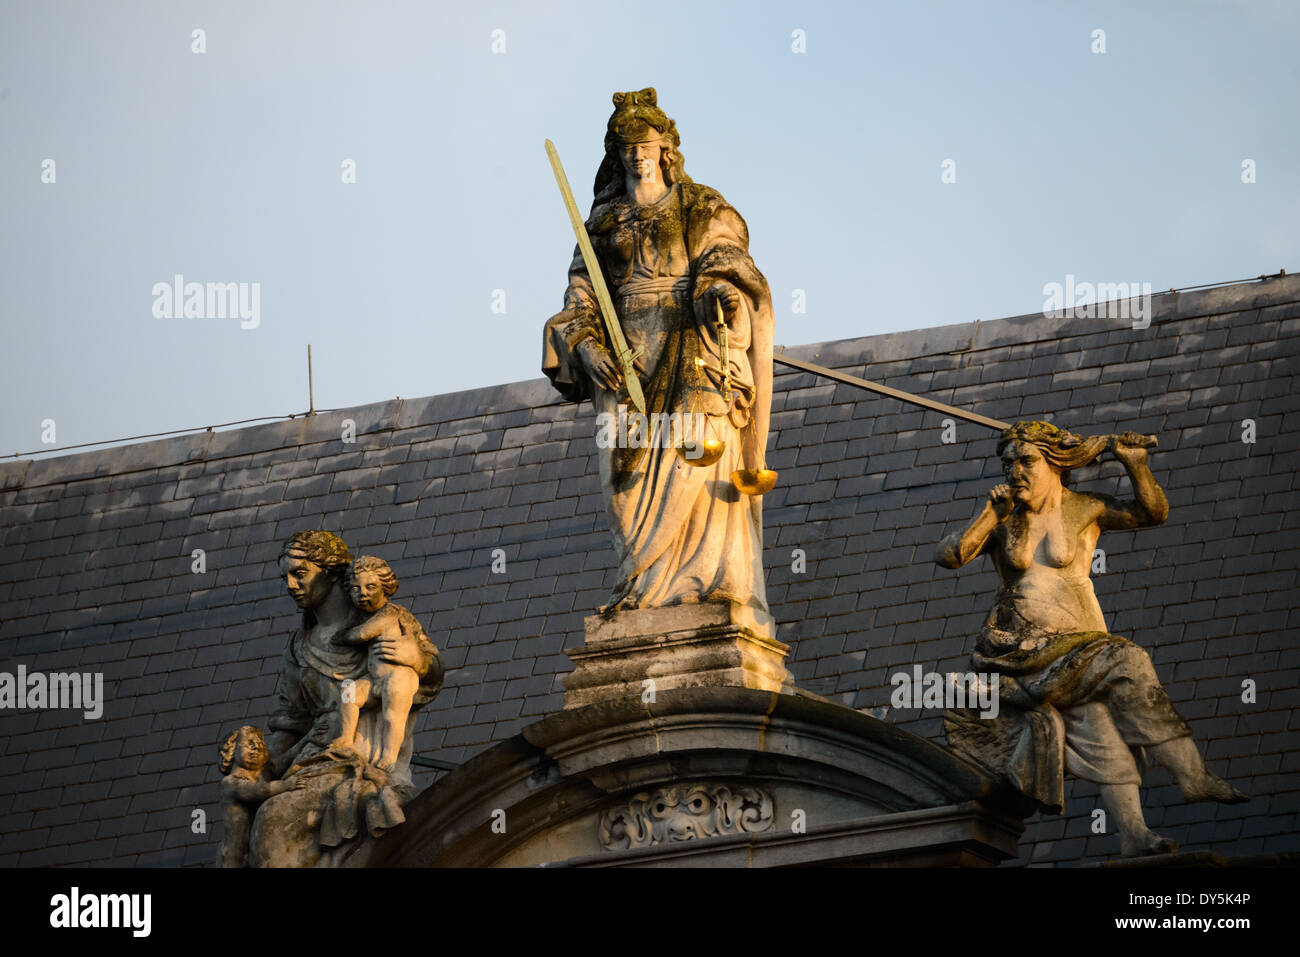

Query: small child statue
217;725;301;867
328;556;422;774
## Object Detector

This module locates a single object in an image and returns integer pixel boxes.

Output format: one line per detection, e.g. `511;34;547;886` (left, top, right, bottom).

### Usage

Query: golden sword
545;139;647;414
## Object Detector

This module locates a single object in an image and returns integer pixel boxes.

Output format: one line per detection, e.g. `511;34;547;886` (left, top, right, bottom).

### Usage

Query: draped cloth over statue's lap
595;278;765;619
945;628;1194;812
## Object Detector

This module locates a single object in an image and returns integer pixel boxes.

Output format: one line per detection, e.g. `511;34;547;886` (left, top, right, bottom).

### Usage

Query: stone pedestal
561;602;793;710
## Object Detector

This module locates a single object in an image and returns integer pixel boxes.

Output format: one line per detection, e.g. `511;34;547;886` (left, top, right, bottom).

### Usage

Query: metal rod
307;344;315;416
409;755;458;771
715;299;731;401
773;353;1011;431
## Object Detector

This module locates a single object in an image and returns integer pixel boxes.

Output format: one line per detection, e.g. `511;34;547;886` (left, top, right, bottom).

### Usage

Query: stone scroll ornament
541;88;777;634
936;422;1247;857
216;531;444;867
600;783;775;850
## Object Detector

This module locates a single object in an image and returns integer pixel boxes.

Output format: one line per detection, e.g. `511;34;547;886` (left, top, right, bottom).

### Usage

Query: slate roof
1;274;1297;866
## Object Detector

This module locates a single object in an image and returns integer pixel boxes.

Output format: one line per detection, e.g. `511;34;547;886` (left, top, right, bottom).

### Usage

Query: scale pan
731;467;778;495
676;438;726;467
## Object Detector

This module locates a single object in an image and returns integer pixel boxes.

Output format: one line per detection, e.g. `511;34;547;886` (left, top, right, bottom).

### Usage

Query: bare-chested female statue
938;421;1246;857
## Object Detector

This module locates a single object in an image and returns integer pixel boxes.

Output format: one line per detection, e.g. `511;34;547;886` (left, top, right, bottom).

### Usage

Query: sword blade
545;139;646;414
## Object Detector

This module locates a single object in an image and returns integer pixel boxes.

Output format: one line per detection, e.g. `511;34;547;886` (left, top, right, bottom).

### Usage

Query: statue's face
1001;441;1060;507
618;138;663;184
350;569;387;613
237;730;267;771
280;554;334;610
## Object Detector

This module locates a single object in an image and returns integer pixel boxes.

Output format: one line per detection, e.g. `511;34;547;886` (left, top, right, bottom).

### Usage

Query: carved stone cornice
352;686;1036;867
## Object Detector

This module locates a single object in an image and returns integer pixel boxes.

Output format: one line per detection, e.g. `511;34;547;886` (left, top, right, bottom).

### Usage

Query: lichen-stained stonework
0;276;1297;865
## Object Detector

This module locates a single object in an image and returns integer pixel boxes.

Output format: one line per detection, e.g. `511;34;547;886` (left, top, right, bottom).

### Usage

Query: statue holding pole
938;421;1248;856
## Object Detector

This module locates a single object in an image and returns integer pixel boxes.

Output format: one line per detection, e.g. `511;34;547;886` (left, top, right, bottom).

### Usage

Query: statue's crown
612;88;657;108
606;87;678;147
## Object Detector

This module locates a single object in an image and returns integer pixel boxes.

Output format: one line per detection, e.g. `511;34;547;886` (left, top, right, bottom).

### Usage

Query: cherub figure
217;725;300;867
329;556;422;774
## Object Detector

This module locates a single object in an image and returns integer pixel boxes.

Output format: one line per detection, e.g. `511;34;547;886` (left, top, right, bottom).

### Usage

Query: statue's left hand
708;282;742;320
1109;432;1150;466
376;637;423;671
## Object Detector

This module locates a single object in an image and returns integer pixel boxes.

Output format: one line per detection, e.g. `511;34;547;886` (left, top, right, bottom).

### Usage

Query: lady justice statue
542;89;776;637
938;421;1247;856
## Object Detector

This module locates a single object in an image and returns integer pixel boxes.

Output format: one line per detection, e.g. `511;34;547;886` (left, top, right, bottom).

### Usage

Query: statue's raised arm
939;421;1247;858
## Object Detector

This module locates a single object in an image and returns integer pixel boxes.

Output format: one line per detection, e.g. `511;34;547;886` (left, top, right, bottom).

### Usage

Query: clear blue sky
2;0;1296;457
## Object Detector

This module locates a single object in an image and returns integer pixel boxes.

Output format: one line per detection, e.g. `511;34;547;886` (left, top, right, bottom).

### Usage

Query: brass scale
545;140;1151;489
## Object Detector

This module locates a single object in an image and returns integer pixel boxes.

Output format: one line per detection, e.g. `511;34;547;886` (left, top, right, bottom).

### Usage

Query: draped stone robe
542;181;775;637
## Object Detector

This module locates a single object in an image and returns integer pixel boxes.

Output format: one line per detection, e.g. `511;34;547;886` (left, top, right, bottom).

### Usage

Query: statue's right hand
577;339;622;392
988;483;1015;519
